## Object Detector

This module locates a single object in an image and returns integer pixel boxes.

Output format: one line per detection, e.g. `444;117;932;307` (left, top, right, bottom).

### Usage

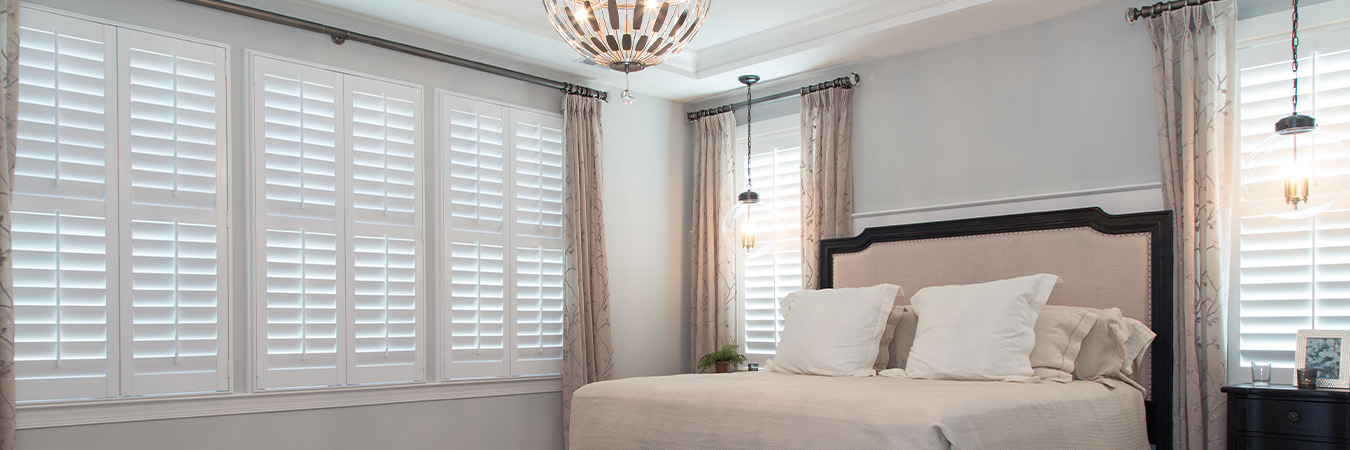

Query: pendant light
721;75;770;258
1241;0;1350;220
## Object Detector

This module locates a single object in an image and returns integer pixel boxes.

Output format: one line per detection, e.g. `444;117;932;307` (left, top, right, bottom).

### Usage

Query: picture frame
1295;329;1350;389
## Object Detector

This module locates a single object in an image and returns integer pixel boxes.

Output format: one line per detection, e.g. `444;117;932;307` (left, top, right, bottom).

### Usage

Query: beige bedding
569;371;1148;450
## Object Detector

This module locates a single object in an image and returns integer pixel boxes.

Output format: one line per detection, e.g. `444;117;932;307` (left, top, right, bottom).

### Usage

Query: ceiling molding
692;0;993;77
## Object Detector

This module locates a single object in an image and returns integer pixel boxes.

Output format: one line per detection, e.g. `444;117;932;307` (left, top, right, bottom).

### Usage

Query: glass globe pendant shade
1242;119;1350;220
721;191;771;259
542;0;712;73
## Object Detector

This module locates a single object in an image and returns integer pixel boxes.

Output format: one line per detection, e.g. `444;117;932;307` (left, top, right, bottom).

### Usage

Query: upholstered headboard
819;207;1173;449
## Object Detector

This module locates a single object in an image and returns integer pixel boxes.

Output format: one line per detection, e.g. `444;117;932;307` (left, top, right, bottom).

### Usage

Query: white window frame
1229;0;1350;384
734;113;804;366
15;4;564;430
12;5;232;404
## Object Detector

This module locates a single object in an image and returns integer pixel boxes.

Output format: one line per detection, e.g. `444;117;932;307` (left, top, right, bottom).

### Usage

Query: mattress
569;371;1148;450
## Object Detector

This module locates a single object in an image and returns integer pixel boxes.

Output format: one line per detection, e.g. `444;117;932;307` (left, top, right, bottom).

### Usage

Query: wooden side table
1223;383;1350;449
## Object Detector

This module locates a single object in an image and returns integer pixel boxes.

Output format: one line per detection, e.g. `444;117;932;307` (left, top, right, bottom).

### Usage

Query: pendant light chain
1292;0;1300;116
745;80;754;192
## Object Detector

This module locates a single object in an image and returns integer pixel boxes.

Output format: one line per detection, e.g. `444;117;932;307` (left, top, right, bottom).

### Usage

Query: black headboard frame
818;207;1174;449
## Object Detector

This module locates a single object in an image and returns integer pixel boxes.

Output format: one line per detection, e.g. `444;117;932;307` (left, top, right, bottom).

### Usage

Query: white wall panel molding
17;376;560;429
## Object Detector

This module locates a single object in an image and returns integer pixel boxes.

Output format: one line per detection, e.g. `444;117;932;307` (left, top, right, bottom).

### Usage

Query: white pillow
769;284;901;377
904;273;1062;382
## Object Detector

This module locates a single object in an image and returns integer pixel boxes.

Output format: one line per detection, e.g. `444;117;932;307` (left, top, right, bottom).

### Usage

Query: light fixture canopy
1242;0;1350;219
542;0;712;73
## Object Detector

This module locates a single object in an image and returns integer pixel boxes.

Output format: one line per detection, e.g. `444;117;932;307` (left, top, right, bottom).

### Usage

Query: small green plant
697;344;747;372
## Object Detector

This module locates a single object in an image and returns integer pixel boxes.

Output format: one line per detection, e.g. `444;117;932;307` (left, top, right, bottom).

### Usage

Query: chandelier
543;0;712;102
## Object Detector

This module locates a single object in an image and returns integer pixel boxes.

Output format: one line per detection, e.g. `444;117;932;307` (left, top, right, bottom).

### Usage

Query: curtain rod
1126;0;1222;23
686;73;861;122
174;0;608;101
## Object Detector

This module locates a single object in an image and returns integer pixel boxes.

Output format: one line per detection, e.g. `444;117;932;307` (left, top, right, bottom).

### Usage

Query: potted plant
697;344;747;373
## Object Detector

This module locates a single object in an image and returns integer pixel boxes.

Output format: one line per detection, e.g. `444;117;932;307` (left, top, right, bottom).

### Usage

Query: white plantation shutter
442;96;510;379
1237;22;1350;369
14;8;231;402
346;77;423;384
254;56;345;389
118;28;229;396
12;8;118;402
510;110;564;376
252;54;423;390
737;115;803;359
439;93;564;379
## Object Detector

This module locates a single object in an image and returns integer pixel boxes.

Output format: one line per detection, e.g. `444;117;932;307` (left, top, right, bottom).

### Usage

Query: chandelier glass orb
1242;120;1350;220
542;0;712;74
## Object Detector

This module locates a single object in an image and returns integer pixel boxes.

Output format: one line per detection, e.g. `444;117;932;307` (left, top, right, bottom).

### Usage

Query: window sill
17;376;562;429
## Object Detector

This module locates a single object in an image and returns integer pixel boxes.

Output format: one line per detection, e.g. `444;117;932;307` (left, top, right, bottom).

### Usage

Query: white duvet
569;371;1148;450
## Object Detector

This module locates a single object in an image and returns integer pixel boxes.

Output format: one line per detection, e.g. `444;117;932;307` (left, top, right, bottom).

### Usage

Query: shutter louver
1238;26;1350;369
254;56;345;389
346;77;423;384
443;96;510;379
739;119;803;358
510;111;564;376
119;28;229;396
12;9;118;402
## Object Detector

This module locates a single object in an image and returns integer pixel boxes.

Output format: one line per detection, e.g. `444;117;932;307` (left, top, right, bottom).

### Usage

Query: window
737;114;803;363
1235;4;1350;372
438;93;564;379
250;54;424;390
13;8;230;402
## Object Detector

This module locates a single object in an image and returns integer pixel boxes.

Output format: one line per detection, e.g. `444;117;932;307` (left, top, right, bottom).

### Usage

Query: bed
570;207;1174;449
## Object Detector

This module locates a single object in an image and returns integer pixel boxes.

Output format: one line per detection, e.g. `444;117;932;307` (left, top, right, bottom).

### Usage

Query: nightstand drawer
1236;435;1349;450
1237;398;1347;439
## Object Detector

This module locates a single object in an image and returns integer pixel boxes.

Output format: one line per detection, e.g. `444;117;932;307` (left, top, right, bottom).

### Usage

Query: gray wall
17;0;688;448
687;0;1162;221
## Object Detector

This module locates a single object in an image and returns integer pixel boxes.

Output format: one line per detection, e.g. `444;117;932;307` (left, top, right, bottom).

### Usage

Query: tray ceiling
270;0;1113;101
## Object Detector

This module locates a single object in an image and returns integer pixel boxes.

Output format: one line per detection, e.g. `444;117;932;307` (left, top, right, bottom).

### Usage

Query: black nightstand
1223;383;1350;449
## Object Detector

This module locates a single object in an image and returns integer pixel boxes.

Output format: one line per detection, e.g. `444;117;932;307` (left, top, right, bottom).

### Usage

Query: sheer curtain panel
1146;2;1236;449
799;86;855;290
560;93;613;441
690;112;738;369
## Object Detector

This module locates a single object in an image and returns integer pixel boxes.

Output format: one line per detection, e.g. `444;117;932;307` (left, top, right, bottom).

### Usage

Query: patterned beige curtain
0;1;17;448
560;93;614;441
691;112;738;370
1146;3;1235;449
800;86;854;290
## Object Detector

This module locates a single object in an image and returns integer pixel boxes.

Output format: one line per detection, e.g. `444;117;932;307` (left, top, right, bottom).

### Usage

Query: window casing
438;93;565;380
13;7;230;402
249;53;425;390
736;114;803;364
1234;3;1350;374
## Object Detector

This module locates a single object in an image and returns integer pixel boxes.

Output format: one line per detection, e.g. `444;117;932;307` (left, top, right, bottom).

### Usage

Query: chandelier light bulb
1243;127;1350;220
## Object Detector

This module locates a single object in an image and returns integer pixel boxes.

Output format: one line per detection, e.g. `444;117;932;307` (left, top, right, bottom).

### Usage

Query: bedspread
568;371;1147;449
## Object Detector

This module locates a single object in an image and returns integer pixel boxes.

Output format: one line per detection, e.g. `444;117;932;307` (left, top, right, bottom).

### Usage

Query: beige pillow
782;285;906;372
1120;316;1156;377
1059;306;1132;381
1030;307;1099;382
873;292;909;371
886;306;918;370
